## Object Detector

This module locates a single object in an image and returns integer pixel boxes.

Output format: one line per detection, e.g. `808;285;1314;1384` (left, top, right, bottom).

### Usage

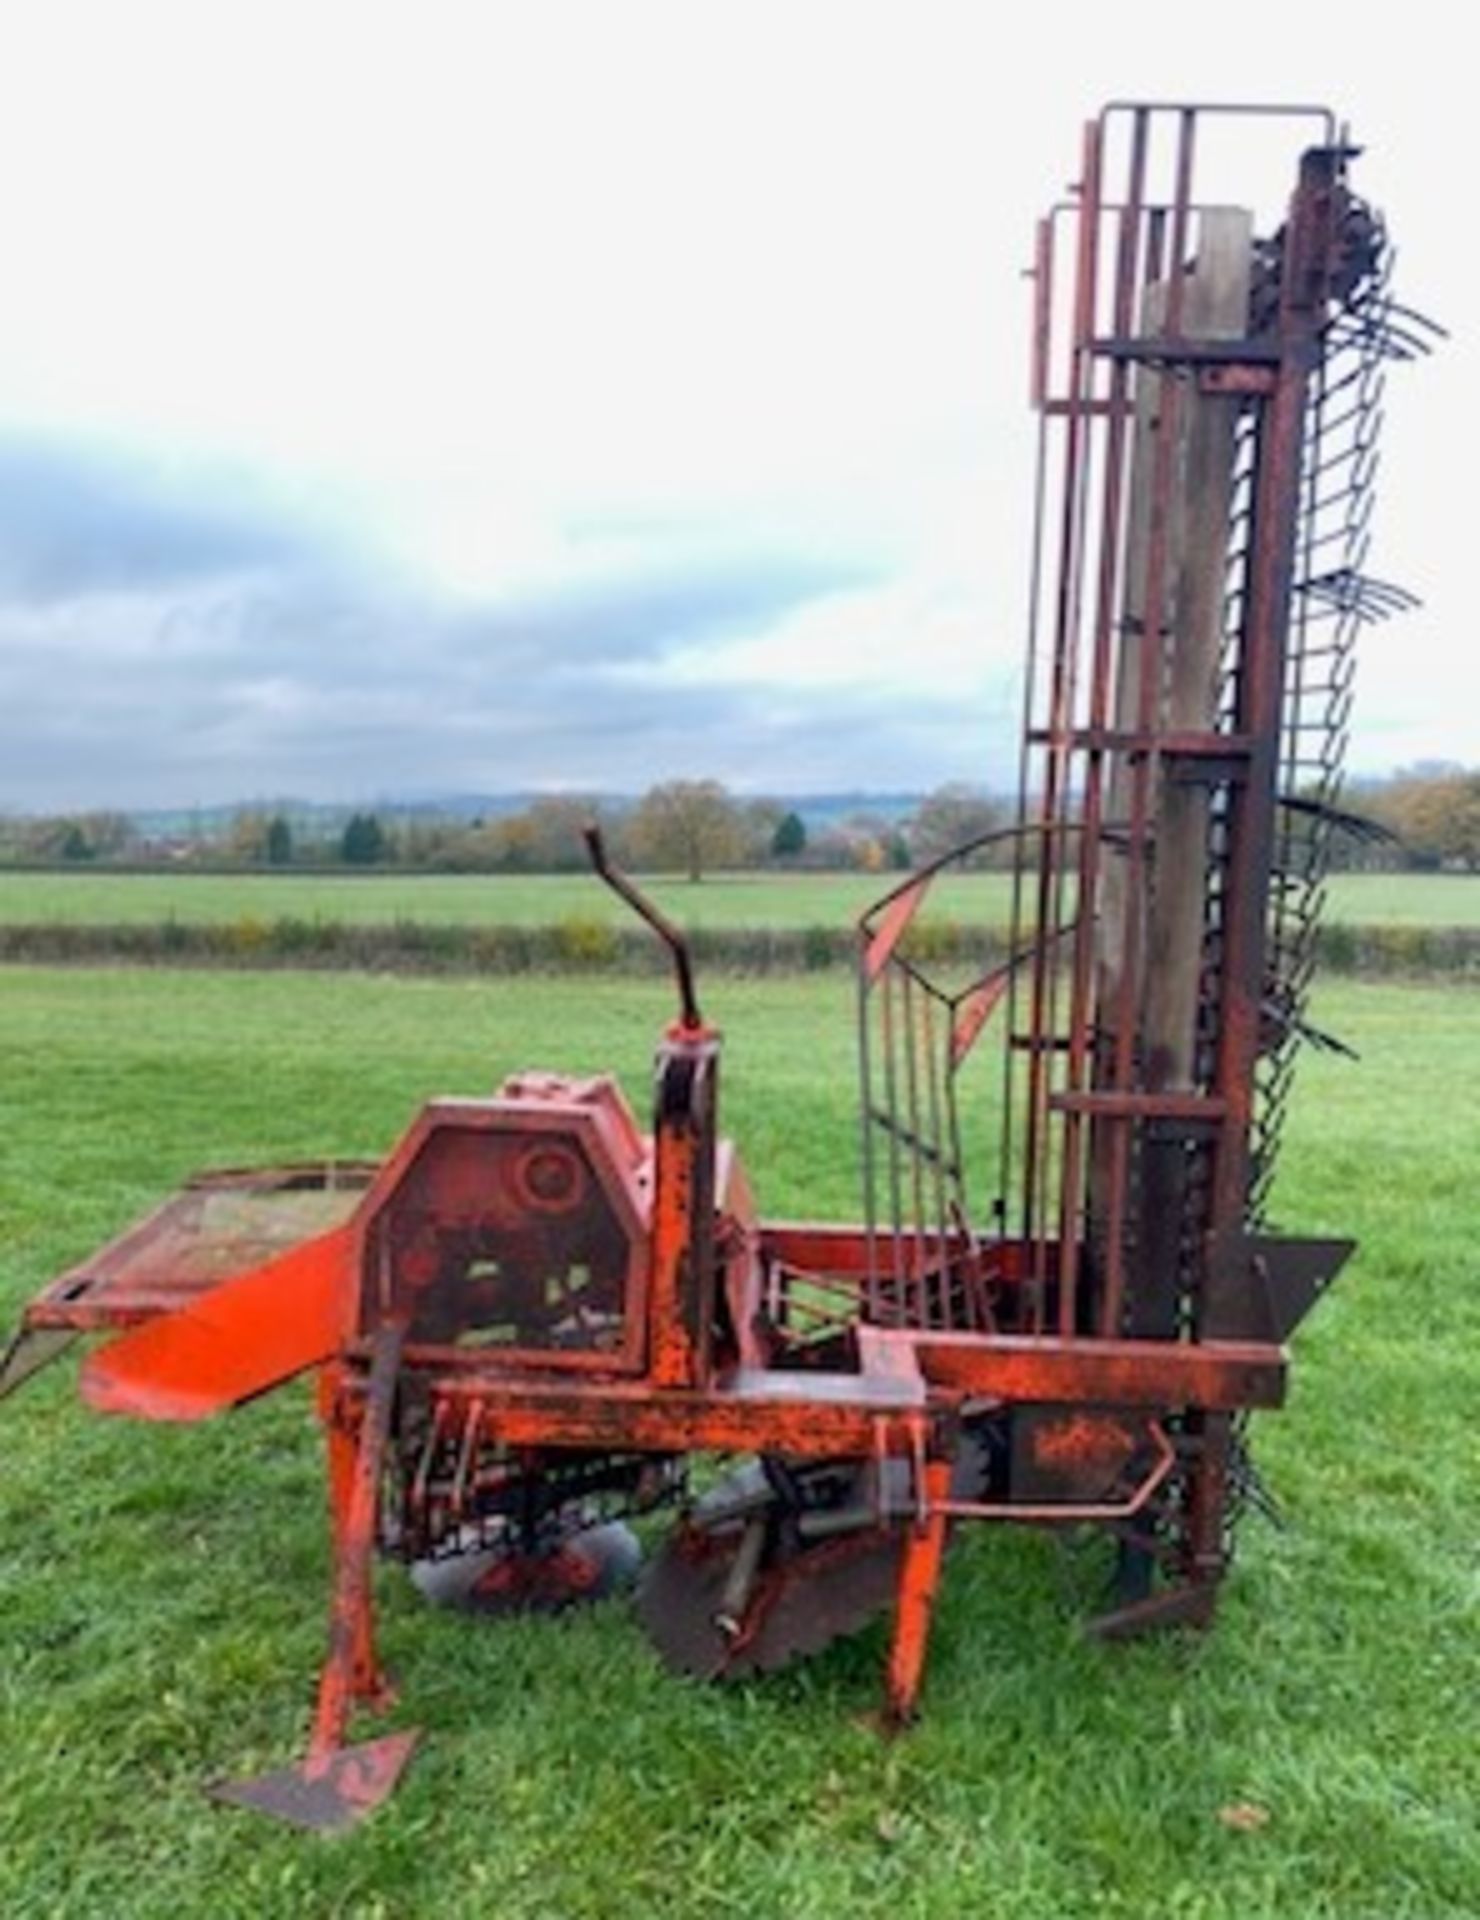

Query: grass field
2;867;1478;930
1;967;1476;1917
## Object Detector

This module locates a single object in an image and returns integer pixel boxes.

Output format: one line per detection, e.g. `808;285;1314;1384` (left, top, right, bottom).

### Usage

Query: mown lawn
0;967;1476;1918
1;867;1476;931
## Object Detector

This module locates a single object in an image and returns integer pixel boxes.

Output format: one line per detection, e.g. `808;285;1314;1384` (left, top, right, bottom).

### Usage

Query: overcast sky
0;2;1469;811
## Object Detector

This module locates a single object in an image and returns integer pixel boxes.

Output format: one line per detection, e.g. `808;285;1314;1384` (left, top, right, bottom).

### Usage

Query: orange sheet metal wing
81;1224;357;1422
949;971;1011;1071
862;874;931;983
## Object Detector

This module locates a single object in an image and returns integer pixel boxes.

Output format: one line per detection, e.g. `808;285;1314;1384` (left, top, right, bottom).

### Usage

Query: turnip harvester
1;103;1437;1829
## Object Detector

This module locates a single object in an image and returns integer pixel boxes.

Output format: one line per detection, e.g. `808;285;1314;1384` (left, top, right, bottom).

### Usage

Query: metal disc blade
638;1518;903;1682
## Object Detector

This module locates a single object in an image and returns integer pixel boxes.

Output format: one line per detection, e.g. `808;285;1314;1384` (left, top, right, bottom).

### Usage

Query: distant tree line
5;767;1475;880
0;781;1015;881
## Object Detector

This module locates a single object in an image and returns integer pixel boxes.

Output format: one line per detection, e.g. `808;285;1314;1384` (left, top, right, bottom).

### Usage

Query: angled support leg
883;1457;952;1728
212;1323;418;1831
315;1353;397;1728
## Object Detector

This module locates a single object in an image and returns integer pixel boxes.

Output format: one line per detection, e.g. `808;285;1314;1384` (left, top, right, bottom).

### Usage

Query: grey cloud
0;437;317;604
457;549;875;666
0;422;1026;811
209;541;876;693
0;452;899;807
0;583;994;808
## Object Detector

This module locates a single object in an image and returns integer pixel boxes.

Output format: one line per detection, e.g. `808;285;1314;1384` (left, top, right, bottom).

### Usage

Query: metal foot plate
210;1729;419;1832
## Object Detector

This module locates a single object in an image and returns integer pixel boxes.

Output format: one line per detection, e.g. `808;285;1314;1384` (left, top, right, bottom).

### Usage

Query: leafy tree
458;798;609;873
77;811;134;859
340;812;387;866
738;799;783;866
265;815;293;866
837;811;898;872
771;810;807;860
803;828;861;870
0;810;125;862
399;818;472;870
17;815;92;861
522;796;605;871
1445;776;1480;871
1369;767;1480;871
222;813;260;862
629;780;744;883
484;813;539;872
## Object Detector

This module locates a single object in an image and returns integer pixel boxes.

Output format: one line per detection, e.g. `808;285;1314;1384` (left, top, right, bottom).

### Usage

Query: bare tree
906;783;1007;868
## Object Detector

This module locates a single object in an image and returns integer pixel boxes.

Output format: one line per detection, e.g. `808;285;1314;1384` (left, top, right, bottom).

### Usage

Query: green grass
2;867;1476;930
0;869;991;929
1;968;1476;1917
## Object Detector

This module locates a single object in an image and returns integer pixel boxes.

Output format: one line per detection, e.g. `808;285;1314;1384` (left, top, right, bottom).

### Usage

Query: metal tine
411;1398;451;1523
1304;426;1382;486
1314;391;1386;441
1379;295;1448;338
878;971;906;1321
1303;478;1379;526
1314;441;1383;506
1327;309;1441;360
920;988;952;1331
857;935;880;1315
866;1109;958;1171
1301;510;1373;556
1282;671;1357;705
452;1397;483;1524
1295;571;1418;617
1315;354;1383;405
1322;318;1417;363
1348;395;1387;454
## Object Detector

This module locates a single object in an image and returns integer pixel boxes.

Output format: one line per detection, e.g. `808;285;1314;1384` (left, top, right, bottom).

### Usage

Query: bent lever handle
582;825;703;1033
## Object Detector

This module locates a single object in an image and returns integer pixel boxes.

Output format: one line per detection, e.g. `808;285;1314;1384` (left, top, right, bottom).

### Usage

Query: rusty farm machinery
0;103;1437;1829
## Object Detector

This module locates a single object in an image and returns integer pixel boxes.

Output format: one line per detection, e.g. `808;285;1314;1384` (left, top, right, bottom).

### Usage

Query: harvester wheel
410;1521;641;1615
